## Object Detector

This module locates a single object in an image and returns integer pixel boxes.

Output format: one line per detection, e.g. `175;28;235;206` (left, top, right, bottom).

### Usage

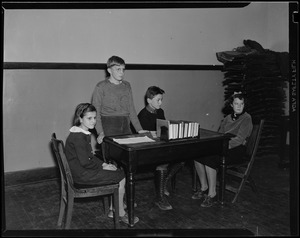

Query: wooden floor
3;155;291;236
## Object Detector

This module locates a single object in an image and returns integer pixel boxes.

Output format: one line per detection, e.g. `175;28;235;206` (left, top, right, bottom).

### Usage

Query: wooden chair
278;116;289;169
192;119;264;203
51;133;120;229
225;119;264;203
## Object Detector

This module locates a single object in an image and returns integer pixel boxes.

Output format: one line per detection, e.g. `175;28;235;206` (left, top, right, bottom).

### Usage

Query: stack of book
156;119;200;141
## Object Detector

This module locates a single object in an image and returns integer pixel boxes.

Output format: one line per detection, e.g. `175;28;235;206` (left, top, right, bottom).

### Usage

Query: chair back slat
51;134;75;187
245;119;264;159
225;119;264;203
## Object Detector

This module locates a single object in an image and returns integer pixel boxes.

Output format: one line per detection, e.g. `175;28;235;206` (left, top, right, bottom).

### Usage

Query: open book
113;136;155;144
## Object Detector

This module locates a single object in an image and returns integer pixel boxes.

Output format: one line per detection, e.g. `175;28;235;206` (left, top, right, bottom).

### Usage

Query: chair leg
171;174;176;192
57;191;66;227
171;161;198;193
247;175;258;193
113;189;119;229
232;176;247;203
65;194;74;229
102;197;107;214
167;162;185;192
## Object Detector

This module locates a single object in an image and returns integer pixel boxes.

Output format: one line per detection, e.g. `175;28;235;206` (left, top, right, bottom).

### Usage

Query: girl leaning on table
64;103;139;225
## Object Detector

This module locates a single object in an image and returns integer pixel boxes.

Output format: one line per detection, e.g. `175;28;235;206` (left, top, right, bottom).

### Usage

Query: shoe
123;201;137;210
155;197;173;210
108;210;139;225
164;188;170;196
107;209;114;218
119;212;139;225
201;195;218;207
191;189;208;200
108;201;137;218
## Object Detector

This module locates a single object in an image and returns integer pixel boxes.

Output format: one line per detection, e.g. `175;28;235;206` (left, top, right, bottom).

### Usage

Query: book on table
156;119;200;141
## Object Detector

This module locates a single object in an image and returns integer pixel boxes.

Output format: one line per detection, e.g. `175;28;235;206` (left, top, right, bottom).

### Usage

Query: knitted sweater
218;112;253;149
138;106;165;131
91;79;142;135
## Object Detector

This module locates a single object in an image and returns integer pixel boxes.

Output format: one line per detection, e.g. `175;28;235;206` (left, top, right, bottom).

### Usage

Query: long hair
73;103;96;126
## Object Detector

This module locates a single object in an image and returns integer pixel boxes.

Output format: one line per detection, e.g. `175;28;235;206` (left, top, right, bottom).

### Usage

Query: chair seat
227;158;250;168
74;181;120;189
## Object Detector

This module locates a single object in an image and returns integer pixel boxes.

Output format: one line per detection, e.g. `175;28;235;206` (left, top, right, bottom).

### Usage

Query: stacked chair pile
216;39;289;156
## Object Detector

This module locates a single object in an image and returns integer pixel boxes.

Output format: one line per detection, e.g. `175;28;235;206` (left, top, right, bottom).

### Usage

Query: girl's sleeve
127;84;143;132
229;117;253;149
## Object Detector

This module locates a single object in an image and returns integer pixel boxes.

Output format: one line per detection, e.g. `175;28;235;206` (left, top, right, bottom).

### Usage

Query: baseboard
2;229;255;237
4;167;59;187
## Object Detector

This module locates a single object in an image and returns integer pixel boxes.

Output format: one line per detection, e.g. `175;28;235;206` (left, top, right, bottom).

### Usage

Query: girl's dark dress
65;127;124;185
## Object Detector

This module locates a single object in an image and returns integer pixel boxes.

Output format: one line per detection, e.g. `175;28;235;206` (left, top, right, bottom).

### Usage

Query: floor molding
4;167;59;187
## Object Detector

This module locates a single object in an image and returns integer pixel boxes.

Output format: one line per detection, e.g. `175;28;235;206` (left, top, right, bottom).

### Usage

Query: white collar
69;126;91;135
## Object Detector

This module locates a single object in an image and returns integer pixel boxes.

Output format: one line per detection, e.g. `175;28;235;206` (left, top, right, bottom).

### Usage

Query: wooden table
103;129;232;227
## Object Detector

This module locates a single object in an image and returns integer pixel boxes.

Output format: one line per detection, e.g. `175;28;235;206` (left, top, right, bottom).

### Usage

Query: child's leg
154;165;172;210
110;178;126;216
204;165;217;197
194;161;208;191
118;178;126;216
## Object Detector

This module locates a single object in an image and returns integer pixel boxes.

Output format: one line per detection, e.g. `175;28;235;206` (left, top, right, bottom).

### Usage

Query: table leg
126;171;135;227
219;155;226;205
192;162;197;192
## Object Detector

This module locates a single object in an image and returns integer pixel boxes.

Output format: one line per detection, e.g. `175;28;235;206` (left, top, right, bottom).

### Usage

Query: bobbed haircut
107;55;125;68
73;103;96;126
229;92;247;105
222;91;248;115
145;86;165;100
144;86;165;106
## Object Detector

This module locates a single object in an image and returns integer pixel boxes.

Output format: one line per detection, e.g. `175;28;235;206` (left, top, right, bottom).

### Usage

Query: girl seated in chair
193;92;253;207
65;103;139;225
